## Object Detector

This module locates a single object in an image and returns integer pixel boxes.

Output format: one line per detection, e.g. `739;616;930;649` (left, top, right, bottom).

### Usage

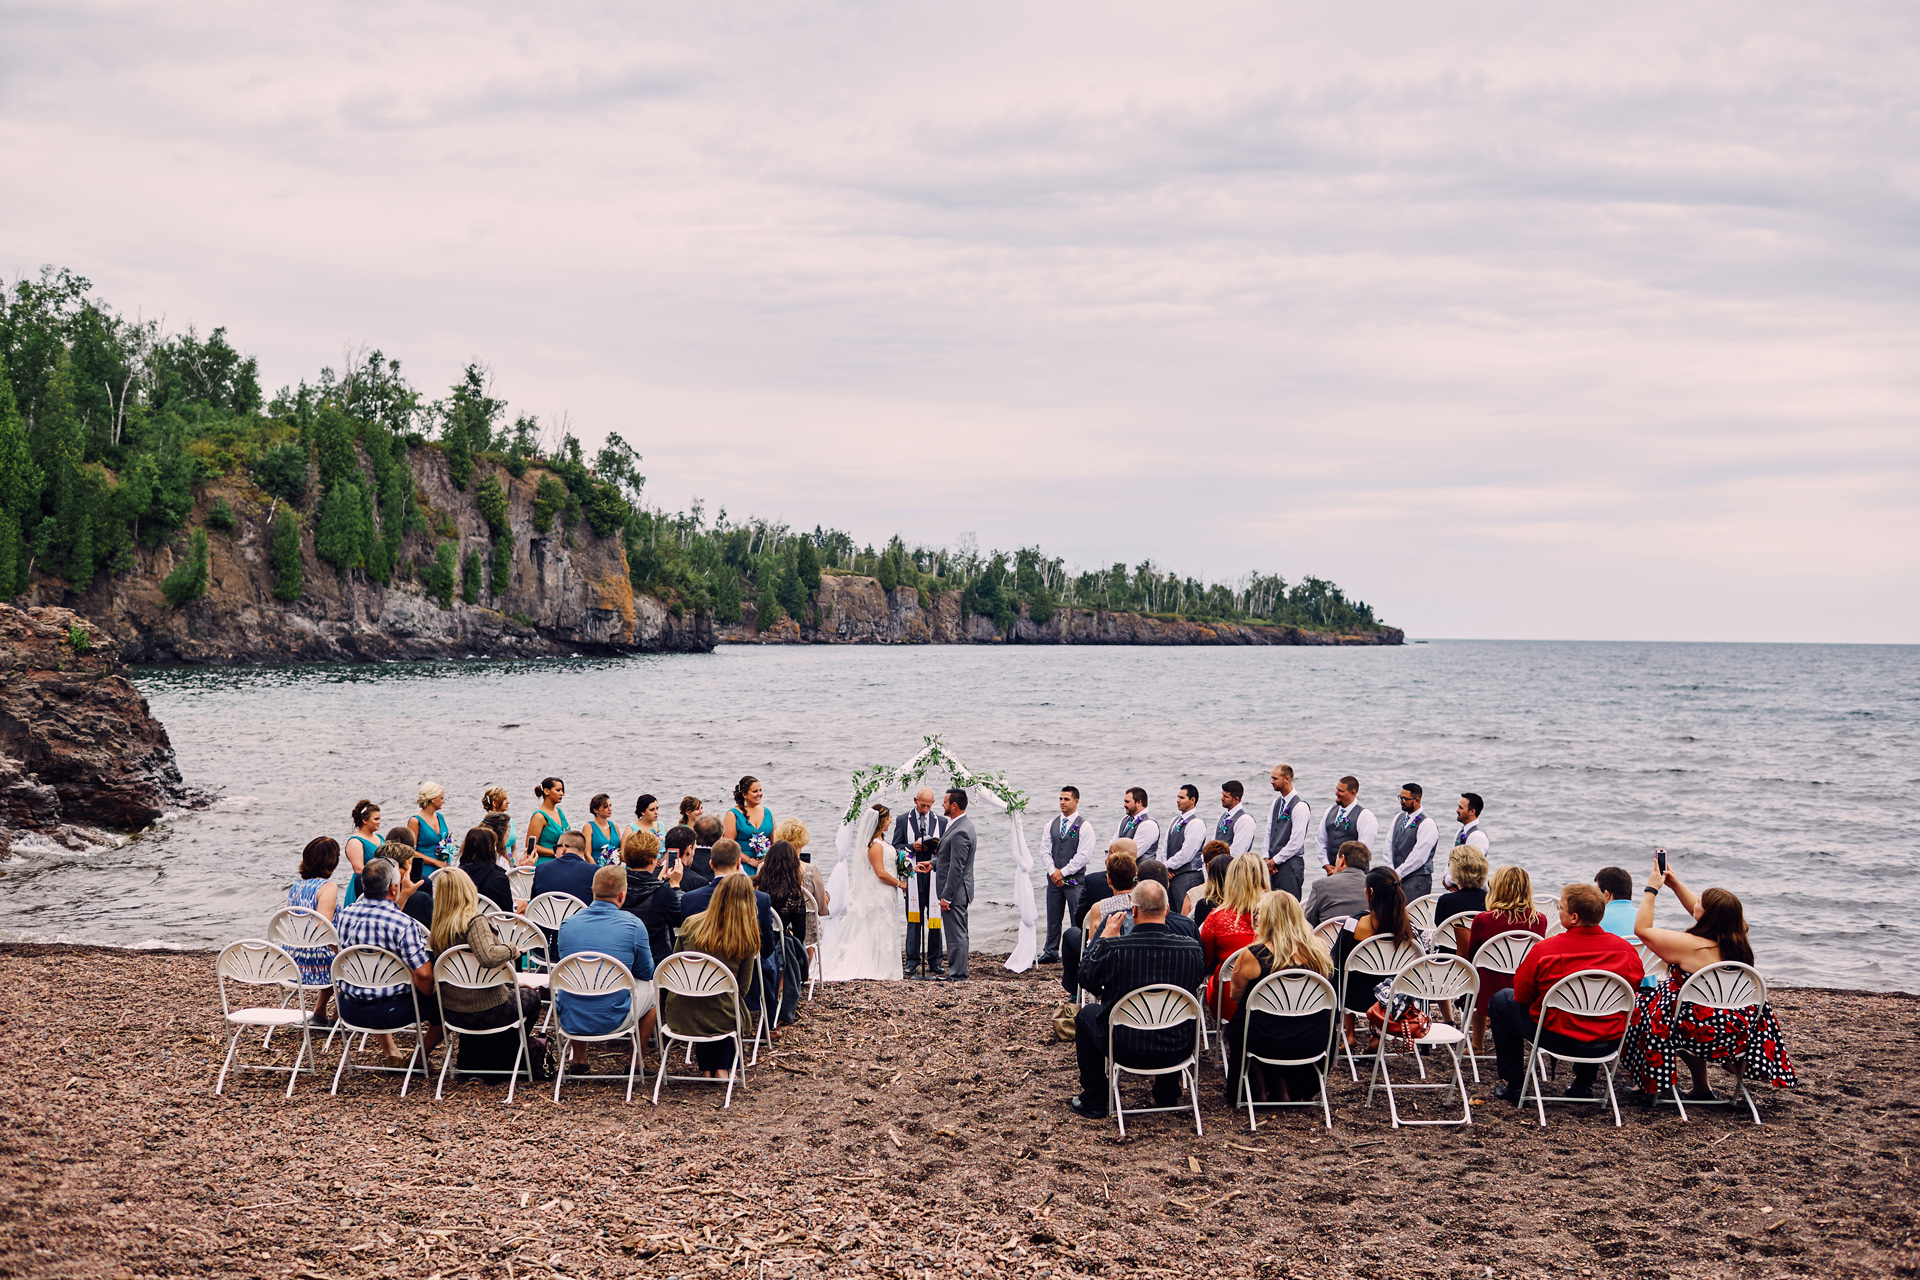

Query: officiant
892;787;949;974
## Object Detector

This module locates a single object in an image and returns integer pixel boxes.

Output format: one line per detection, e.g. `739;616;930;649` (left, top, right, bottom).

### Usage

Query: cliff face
720;574;1404;646
0;604;208;851
54;449;713;665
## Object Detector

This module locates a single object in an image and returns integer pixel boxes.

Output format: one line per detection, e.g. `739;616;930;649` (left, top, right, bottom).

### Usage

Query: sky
3;1;1916;642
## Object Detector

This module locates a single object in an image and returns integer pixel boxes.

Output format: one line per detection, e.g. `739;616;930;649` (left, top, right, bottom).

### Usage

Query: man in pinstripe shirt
1068;881;1206;1120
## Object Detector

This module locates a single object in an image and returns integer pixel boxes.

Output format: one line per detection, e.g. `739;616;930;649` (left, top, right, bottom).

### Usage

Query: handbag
1365;982;1432;1040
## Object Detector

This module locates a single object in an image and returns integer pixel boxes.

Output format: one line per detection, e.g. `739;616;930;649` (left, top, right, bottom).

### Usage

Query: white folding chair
214;940;316;1097
1533;892;1560;913
549;951;652;1103
433;945;534;1102
756;913;788;1052
1544;916;1568;939
1406;894;1442;935
1107;984;1204;1136
263;907;340;1050
1631;939;1670;986
526;891;585;937
495;910;563;1028
652;952;747;1108
1209;947;1251;1076
328;946;431;1097
1466;929;1540;1075
1517;969;1637;1127
1365;955;1477;1127
1312;918;1345;948
507;866;535;907
801;889;821;1001
1336;935;1426;1080
1433;911;1477;955
1236;970;1339;1131
1658;961;1770;1125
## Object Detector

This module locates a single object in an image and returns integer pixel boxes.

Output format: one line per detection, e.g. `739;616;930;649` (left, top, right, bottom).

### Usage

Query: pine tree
270;506;303;601
0;359;42;597
712;568;743;624
315;479;364;572
753;574;781;632
160;528;210;607
490;532;513;595
428;541;458;608
461;549;482;604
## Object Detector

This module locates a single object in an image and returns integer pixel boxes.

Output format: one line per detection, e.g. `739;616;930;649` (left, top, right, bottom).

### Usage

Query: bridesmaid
482;787;526;867
677;795;703;831
343;799;382;906
408;782;453;880
526;777;569;865
723;775;775;875
631;793;665;846
586;793;623;866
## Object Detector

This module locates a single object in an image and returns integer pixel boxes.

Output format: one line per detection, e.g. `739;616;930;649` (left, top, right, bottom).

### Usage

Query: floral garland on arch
839;733;1029;826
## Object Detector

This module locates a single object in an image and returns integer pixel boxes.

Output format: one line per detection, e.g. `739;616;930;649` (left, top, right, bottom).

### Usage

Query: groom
934;788;976;981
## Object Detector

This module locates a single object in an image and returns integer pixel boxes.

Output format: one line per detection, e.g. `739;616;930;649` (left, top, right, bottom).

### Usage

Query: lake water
1;641;1914;991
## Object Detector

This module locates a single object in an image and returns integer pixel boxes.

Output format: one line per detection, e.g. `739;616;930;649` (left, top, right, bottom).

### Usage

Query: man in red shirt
1489;883;1643;1103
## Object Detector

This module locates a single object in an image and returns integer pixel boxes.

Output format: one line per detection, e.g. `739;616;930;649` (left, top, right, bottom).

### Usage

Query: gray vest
1324;803;1365;858
1164;812;1194;865
1049;815;1084;871
1390;811;1430;874
1117;811;1159;858
1269;792;1302;860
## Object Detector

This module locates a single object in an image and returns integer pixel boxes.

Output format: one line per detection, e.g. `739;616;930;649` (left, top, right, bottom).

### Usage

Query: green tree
753;574;781;632
712;568;742;623
269;506;303;601
0;359;42;597
875;549;899;593
475;473;510;536
426;541;457;608
208;499;235;531
315;479;366;572
461;548;482;604
795;538;822;594
437;364;503;491
160;528;210;607
532;473;566;533
773;560;806;621
490;532;513;595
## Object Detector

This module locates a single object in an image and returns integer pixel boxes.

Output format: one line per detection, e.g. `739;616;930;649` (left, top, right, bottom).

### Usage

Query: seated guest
382;843;435;930
1433;845;1490;950
1330;867;1414;1032
456;828;515;915
677;840;780;1012
1303;841;1371;928
1068;881;1207;1119
286;836;342;1021
663;825;710;893
1595;866;1636;939
690;815;724;879
555;866;658;1061
1623;863;1797;1101
1133;860;1197;939
659;873;762;1078
480;812;515;871
1184;846;1234;925
1488;883;1644;1103
1465;865;1548;1052
774;816;831;914
427;867;546;1060
1060;843;1139;998
531;829;598;904
1225;890;1336;1104
757;841;813;1026
618;829;680;939
332;858;444;1066
1201;854;1270;1021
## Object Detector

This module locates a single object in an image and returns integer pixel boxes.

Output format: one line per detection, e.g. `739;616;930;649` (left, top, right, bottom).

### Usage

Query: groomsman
1215;781;1256;854
1264;764;1311;899
1316;775;1378;872
1440;792;1491;890
1040;786;1097;964
894;786;949;975
1115;788;1160;860
1387;782;1440;899
1161;785;1208;912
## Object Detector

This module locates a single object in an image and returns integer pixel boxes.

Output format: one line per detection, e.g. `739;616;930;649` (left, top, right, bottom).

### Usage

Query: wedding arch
828;734;1039;973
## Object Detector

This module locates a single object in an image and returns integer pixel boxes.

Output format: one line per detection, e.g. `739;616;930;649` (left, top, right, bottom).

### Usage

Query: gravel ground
1;944;1915;1280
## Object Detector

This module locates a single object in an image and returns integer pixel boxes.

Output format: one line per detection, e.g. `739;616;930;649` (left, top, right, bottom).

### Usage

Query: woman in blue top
526;777;569;865
723;775;775;875
286;836;342;1018
343;799;383;906
408;782;453;880
585;793;622;866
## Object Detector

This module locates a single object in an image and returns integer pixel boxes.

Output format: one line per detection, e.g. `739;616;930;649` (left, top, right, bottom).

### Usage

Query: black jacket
463;859;515;915
624;867;684;963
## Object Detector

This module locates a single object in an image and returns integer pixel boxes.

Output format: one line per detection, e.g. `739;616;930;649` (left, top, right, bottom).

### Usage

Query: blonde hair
1252;890;1332;977
417;781;445;808
1221;853;1271;917
482;786;509;813
429;868;482;953
1486;865;1535;924
772;817;810;850
1448;844;1488;890
685;874;760;963
621;828;661;867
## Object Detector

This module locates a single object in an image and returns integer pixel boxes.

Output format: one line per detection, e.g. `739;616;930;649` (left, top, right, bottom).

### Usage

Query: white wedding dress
820;811;904;982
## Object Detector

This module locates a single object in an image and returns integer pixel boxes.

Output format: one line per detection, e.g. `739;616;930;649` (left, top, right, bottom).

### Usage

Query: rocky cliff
48;449;712;664
720;573;1404;646
0;604;208;852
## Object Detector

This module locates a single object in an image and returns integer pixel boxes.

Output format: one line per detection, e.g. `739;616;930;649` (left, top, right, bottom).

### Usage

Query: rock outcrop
0;605;208;851
719;574;1404;646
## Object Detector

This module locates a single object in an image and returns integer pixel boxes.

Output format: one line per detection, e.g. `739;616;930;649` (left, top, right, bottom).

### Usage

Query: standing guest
1440;793;1490;887
526;778;570;864
660;874;762;1078
532;830;597;905
893;787;949;975
664;825;710;893
481;787;524;868
427;867;546;1053
1162;785;1210;916
1387;783;1440;900
1595;867;1637;939
1060;844;1140;998
287;837;342;1021
723;775;775;874
1316;777;1377;873
555;865;659;1059
618;829;685;964
677;795;704;831
1487;883;1644;1103
934;789;978;981
1132;860;1200;939
1624;864;1797;1101
1433;845;1491;952
1067;881;1206;1120
332;857;444;1066
757;841;813;1026
585;794;622;866
1464;866;1549;1052
1330;867;1414;1049
773;817;830;914
1116;788;1160;861
1184;847;1235;926
1215;782;1256;855
678;841;781;1011
1040;786;1097;964
630;794;664;846
690;815;724;880
457;827;515;914
1303;842;1372;928
408;783;454;881
1225;890;1337;1105
1201;854;1271;1022
1264;765;1311;900
343;800;383;906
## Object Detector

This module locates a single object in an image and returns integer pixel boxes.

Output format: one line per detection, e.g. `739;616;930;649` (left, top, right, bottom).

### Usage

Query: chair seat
1412;1023;1467;1045
518;974;550;989
228;1008;312;1027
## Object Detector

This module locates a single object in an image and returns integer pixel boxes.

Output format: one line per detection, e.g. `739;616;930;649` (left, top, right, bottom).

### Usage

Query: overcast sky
4;1;1916;642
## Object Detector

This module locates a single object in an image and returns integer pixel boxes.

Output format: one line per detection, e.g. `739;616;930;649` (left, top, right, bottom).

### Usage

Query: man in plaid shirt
334;858;444;1059
1069;880;1206;1120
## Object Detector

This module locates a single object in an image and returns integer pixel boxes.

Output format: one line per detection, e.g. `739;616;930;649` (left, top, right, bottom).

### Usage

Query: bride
820;802;906;982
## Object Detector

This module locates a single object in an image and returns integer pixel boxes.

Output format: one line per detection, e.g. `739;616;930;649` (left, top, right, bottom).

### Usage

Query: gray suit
934;813;977;978
1303;866;1369;928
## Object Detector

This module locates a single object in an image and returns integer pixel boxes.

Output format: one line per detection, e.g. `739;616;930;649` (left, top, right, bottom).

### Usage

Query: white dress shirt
1161;809;1207;872
1265;791;1311;865
1116;812;1161;860
1216;804;1256;855
1439;819;1490;889
1051;812;1100;878
1316;802;1380;866
1389;808;1440;880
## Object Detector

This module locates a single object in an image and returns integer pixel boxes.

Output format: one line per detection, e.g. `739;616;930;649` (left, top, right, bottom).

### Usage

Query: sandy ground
0;944;1915;1280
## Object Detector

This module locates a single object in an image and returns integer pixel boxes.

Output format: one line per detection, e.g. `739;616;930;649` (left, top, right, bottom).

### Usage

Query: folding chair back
652;952;747;1108
1111;983;1204;1035
1664;961;1769;1124
1388;953;1477;1005
432;945;531;1100
1631;939;1669;984
526;892;585;933
1520;968;1638;1126
326;946;429;1096
1342;935;1426;997
1238;969;1339;1130
1473;929;1539;977
551;951;640;1003
548;951;649;1102
267;906;341;956
1312;918;1344;948
492;914;551;963
219;939;304;1004
214;940;313;1096
1368;954;1477;1127
1544;916;1567;938
1533;892;1560;912
508;867;535;902
655;951;739;1000
1406;894;1442;934
1107;984;1205;1136
1434;911;1477;953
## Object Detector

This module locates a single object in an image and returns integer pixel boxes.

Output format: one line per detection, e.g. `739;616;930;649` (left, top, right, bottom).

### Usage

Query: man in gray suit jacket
934;788;977;980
